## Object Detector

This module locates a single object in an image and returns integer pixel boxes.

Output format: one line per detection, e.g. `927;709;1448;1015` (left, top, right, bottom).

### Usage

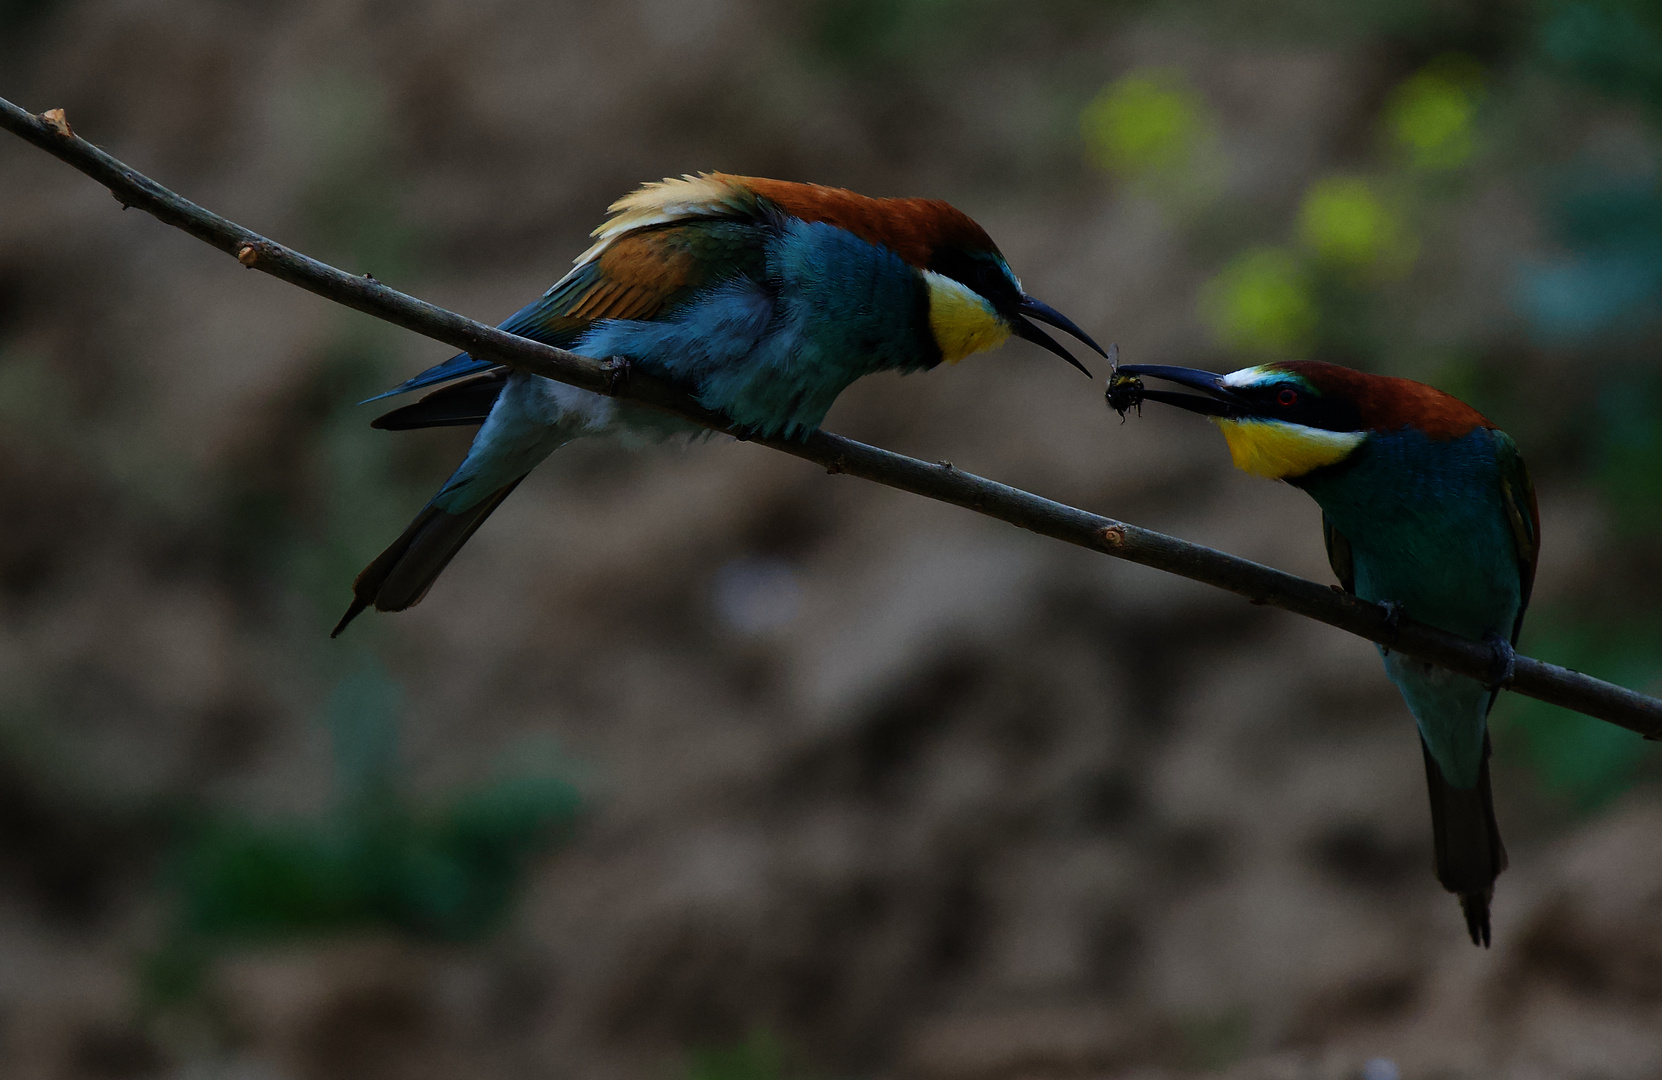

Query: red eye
1277;387;1299;406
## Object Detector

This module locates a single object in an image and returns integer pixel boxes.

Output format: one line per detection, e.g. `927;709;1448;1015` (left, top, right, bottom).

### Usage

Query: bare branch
3;94;1658;737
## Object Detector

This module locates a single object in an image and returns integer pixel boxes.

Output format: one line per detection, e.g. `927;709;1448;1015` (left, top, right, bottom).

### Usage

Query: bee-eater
1109;361;1538;947
333;173;1104;635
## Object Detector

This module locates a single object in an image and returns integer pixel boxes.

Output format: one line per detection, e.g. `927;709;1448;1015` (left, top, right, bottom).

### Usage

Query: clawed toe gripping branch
3;94;1659;738
1484;632;1518;693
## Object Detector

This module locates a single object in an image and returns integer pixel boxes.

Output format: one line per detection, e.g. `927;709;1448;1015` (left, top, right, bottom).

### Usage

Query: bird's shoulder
506;218;769;344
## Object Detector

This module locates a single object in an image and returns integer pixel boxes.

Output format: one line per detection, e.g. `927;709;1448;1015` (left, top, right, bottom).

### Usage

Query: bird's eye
1277;387;1299;406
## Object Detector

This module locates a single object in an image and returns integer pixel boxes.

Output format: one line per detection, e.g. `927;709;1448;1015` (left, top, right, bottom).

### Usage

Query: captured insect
1105;345;1144;421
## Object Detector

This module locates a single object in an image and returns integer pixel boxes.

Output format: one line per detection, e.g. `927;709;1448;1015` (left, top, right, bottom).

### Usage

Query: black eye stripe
1243;381;1361;432
928;248;1018;310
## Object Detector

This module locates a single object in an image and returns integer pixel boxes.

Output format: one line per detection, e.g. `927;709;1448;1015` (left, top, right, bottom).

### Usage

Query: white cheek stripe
1221;365;1275;388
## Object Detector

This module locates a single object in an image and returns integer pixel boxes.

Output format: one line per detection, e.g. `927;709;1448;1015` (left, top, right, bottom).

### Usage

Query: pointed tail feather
331;477;526;637
1421;734;1508;947
360;352;497;405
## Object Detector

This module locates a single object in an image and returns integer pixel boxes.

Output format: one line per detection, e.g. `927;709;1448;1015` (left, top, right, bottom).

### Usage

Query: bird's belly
1349;541;1515;788
1349;538;1518;641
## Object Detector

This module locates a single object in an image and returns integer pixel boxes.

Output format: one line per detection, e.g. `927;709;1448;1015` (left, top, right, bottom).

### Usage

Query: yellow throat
923;270;1011;364
1211;417;1364;479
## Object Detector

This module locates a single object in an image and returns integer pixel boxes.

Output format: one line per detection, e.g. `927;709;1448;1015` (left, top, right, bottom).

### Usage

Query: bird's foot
1377;599;1404;653
1483;631;1516;692
603;355;632;396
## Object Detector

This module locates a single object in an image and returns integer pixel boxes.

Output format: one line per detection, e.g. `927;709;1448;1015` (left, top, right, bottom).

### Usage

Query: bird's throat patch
1210;417;1364;479
923;271;1011;364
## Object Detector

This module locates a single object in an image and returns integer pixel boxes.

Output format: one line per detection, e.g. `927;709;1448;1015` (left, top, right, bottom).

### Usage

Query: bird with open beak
334;173;1106;634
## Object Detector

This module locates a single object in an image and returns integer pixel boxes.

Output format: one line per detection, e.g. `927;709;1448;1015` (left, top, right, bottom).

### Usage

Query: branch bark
4;94;1658;737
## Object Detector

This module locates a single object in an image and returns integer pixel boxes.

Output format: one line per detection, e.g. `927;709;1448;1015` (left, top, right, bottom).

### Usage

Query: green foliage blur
1081;69;1223;206
687;1031;791;1080
129;75;584;1010
148;662;581;1005
1384;57;1484;172
1199;247;1317;357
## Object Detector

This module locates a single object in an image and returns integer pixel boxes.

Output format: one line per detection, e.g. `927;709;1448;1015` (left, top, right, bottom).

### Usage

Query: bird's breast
1301;427;1522;640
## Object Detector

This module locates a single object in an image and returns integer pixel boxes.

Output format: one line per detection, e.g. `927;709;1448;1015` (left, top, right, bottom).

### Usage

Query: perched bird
334;173;1105;635
1109;361;1538;947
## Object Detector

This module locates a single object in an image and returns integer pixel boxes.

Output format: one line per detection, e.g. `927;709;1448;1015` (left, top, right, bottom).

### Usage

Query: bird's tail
331;477;525;637
1421;733;1507;947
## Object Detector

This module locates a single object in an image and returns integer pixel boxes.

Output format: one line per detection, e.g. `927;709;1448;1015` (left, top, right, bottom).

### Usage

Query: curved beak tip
1014;315;1093;378
1017;294;1110;366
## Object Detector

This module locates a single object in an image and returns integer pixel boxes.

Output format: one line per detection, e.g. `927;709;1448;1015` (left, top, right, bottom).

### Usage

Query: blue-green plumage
1111;360;1539;947
336;173;1103;637
586;218;937;437
1299;426;1524;787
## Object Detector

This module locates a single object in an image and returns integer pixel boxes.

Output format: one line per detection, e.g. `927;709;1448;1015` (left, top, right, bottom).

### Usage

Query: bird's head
730;175;1105;375
1110;361;1494;481
920;240;1106;376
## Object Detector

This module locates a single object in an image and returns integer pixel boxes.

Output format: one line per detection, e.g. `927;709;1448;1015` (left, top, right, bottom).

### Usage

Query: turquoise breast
1297;426;1524;786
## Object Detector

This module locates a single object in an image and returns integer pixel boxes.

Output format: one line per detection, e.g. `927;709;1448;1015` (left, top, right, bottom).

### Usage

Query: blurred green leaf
1199;247;1317;356
1385;57;1484;171
1081;69;1224;208
1082;70;1209;175
1297;176;1416;277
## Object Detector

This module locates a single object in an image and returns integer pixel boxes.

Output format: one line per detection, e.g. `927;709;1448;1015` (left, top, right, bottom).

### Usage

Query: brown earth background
3;1;1662;1078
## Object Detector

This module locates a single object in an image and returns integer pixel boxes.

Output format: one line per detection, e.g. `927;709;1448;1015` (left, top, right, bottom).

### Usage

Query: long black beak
1112;364;1248;418
1015;295;1106;377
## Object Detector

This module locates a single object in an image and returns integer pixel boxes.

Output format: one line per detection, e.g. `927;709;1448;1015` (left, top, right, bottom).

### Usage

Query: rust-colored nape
726;174;998;268
1277;361;1494;440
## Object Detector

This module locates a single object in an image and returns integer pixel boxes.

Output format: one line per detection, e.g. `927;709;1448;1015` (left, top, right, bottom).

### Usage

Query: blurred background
2;1;1661;1077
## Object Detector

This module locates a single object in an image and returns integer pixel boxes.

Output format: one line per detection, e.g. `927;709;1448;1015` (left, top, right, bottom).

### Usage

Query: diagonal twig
3;93;1658;737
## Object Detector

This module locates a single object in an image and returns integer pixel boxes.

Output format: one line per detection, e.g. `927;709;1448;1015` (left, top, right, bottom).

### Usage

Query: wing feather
1492;429;1540;645
1322;512;1356;595
370;218;763;406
